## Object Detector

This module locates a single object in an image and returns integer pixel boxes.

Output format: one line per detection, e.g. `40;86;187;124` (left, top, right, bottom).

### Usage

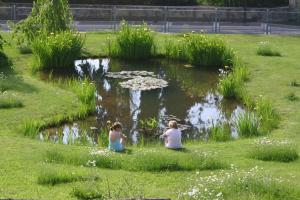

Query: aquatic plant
0;96;23;109
257;41;281;57
166;33;235;67
234;111;260;137
31;31;84;72
250;138;299;162
139;117;159;136
108;21;156;60
22;119;42;138
209;123;232;142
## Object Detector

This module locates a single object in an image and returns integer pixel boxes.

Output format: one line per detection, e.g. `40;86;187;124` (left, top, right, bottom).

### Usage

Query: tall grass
22;120;42;138
209;123;232;142
37;167;97;186
257;41;281;57
45;148;227;172
255;97;279;133
108;21;156;60
166;34;235;67
234;111;260;137
32;31;84;72
0;96;23;109
72;184;104;200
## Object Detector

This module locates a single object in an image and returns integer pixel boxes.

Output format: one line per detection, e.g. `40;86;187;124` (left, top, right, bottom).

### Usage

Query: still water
41;58;243;145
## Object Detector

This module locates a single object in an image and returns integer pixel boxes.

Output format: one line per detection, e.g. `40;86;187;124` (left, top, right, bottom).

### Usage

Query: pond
40;58;243;145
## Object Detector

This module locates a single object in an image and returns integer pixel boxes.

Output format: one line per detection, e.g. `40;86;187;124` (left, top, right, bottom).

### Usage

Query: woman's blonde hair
110;122;122;131
168;120;178;129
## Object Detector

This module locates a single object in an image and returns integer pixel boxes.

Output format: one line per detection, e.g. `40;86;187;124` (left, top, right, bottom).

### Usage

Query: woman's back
165;128;182;149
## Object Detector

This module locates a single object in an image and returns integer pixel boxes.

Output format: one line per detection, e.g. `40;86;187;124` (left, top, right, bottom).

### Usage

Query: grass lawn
0;32;300;199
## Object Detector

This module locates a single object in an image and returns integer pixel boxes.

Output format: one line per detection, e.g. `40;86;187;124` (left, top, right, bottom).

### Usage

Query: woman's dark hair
110;122;122;131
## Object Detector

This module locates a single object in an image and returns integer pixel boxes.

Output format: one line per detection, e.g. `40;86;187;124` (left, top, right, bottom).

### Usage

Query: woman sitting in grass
108;122;127;152
160;120;182;149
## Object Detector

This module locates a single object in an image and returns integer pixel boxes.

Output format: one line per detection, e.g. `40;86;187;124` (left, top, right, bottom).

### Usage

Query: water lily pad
119;76;168;91
105;71;155;79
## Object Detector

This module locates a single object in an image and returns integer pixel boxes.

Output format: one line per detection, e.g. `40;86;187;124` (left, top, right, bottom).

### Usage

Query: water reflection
43;58;244;145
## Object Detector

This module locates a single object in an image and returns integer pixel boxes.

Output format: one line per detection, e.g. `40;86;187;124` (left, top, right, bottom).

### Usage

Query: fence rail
1;4;300;34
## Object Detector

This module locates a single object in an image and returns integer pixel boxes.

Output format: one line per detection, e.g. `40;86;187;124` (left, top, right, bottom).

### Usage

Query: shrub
166;34;235;67
108;21;156;60
234;111;260;137
31;31;84;72
72;184;104;200
209;123;232;142
257;41;281;57
10;0;73;46
0;96;23;109
250;144;298;162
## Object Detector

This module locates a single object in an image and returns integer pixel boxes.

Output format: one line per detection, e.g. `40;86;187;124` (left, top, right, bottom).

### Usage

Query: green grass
235;111;260;138
72;184;104;200
1;32;300;199
287;92;299;101
257;41;281;57
0;96;23;109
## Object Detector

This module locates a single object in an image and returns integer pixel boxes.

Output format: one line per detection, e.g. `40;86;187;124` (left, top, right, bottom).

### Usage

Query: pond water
40;58;243;145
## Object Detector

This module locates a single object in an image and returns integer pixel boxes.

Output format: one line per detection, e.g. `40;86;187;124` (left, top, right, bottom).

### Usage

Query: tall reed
234;111;260;137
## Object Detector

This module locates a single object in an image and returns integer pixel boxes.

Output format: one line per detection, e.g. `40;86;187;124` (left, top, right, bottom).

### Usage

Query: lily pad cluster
105;71;168;91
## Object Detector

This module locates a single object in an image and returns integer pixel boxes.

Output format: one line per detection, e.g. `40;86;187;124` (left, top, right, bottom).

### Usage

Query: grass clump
234;111;260;138
289;80;300;87
287;92;299;101
108;21;156;60
0;96;23;109
255;96;279;133
209;123;232;142
250;138;299;162
37;167;96;186
32;31;84;72
166;33;235;67
257;41;281;57
22;119;42;138
72;184;104;200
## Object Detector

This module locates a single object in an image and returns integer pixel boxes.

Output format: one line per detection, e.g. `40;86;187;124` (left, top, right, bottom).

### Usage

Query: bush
108;21;156;60
31;31;84;71
166;34;235;68
0;96;23;109
234;111;260;138
250;144;298;162
209;123;232;142
257;41;281;57
10;0;73;46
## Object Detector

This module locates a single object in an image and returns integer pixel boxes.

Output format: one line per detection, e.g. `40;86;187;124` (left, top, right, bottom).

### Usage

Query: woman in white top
161;120;182;149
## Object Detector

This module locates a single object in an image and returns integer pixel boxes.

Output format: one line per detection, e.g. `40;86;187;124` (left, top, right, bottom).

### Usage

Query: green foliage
209;123;232;142
10;0;73;46
250;143;298;162
108;21;156;60
97;128;109;148
31;31;84;72
235;112;260;138
289;80;300;87
166;34;235;67
257;41;281;57
22;120;42;138
287;92;299;101
218;73;240;99
72;184;104;200
139;117;159;136
0;96;23;109
255;97;279;133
